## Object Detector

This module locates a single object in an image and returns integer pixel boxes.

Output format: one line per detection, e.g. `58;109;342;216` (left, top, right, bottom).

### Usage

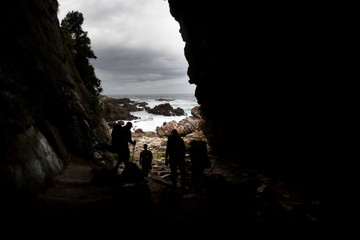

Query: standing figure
139;144;153;177
188;140;211;192
112;122;136;170
165;129;187;189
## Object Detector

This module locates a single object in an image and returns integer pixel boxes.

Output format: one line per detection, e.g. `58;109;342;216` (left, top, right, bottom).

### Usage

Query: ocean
106;94;199;132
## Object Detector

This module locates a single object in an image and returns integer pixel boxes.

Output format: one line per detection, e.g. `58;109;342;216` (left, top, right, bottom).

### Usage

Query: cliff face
168;0;334;189
0;0;334;197
0;0;109;195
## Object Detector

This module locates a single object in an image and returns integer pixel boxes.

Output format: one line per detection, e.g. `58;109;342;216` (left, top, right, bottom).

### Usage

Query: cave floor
4;155;324;235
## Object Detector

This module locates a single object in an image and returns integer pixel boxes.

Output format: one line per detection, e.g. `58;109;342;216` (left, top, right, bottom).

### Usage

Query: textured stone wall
0;0;109;195
168;0;333;189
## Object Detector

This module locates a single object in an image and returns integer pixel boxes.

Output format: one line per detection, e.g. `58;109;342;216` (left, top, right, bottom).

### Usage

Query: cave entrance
0;0;325;228
58;0;195;95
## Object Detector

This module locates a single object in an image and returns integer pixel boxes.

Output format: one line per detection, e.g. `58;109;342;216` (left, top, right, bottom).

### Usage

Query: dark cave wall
0;0;109;194
168;0;334;187
0;0;335;196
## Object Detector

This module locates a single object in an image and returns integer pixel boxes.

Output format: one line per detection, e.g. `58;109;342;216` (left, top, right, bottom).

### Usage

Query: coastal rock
135;101;148;108
156;120;178;136
155;98;174;102
135;128;144;133
100;95;140;121
156;106;202;137
100;96;134;105
156;117;200;137
177;117;201;135
191;105;201;118
146;103;185;116
183;130;206;142
123;103;142;112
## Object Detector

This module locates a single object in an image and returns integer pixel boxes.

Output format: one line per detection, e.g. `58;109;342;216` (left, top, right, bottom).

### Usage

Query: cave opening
57;0;195;96
0;0;327;230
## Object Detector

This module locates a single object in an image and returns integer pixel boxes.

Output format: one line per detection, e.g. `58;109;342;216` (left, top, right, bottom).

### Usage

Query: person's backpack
198;141;211;169
111;124;124;149
143;151;152;161
143;150;152;163
142;150;153;168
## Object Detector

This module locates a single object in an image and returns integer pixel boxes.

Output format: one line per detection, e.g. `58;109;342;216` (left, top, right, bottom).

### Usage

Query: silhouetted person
188;140;210;192
139;144;153;177
112;122;136;171
165;129;186;189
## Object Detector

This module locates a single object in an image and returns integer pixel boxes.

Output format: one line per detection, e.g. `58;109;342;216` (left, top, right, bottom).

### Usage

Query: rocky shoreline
99;95;188;122
94;95;206;169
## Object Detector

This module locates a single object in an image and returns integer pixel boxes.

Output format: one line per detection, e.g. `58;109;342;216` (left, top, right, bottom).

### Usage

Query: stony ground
2;131;324;235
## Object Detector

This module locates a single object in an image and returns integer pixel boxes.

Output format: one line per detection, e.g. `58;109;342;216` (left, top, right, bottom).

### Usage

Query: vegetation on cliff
61;11;102;104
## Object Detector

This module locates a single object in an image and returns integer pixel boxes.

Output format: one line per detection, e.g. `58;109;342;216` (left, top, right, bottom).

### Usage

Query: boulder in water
147;103;185;116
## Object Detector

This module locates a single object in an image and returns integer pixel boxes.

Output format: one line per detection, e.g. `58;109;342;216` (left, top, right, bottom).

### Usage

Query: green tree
61;11;102;96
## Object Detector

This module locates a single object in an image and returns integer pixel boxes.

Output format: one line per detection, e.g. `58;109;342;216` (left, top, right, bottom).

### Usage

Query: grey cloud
58;0;191;94
92;45;187;83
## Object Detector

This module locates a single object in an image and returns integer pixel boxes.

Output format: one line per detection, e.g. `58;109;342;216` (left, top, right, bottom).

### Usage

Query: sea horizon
104;93;195;98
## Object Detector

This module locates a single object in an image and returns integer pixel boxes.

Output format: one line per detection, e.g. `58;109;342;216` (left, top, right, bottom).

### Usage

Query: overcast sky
58;0;195;95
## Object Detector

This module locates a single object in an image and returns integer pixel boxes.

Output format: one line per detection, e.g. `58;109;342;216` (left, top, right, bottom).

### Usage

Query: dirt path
3;154;323;235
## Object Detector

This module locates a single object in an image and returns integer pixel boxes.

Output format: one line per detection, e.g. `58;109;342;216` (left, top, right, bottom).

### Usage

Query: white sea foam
108;94;199;132
130;110;188;132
